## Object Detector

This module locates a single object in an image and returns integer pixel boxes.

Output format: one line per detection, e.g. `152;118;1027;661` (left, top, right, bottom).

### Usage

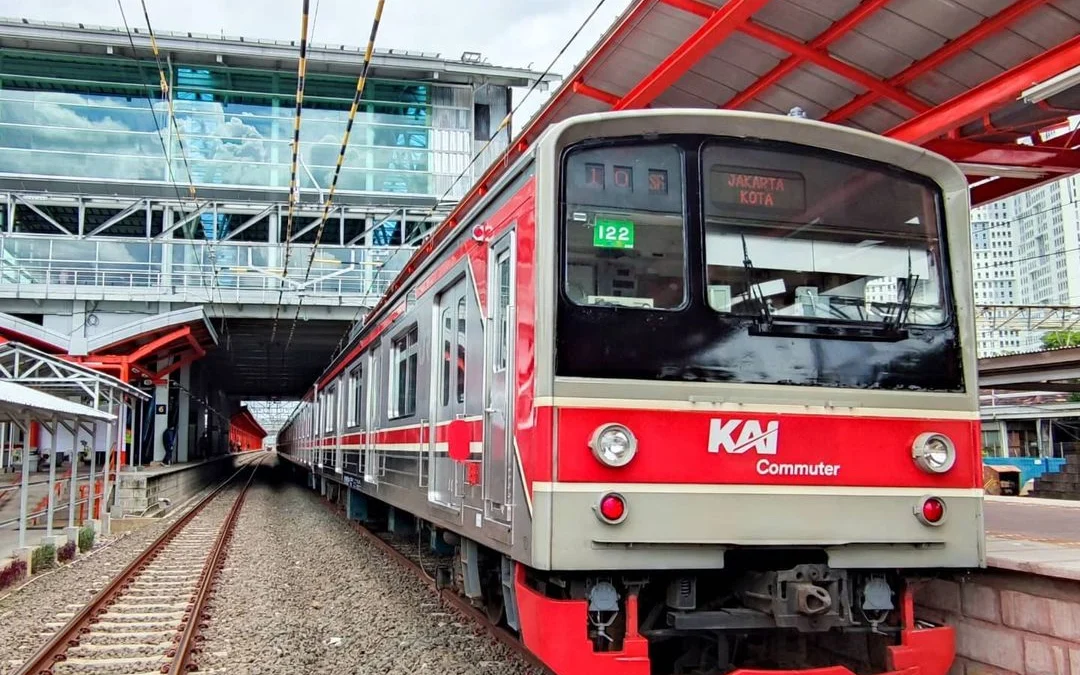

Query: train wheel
484;582;505;625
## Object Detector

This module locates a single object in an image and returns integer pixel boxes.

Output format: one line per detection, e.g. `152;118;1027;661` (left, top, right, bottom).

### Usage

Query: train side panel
281;167;543;566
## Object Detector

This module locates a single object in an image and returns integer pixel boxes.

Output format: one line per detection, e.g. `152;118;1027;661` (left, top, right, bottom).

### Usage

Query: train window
495;251;512;371
701;142;947;327
323;386;336;433
562;143;686;310
456;296;466;405
440;305;452;407
391;326;419;419
347;366;362;427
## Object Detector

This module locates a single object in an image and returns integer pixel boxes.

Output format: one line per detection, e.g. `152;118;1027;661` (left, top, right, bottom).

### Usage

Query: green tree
1041;331;1080;349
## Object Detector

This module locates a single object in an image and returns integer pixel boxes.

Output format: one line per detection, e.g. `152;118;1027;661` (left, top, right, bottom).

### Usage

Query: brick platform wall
915;571;1080;675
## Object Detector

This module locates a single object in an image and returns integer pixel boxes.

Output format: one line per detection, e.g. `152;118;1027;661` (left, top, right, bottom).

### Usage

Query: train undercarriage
304;470;954;675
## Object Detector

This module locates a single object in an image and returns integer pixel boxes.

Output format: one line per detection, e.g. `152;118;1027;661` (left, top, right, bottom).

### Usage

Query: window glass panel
391;327;418;418
495;254;511;371
456;296;467;404
441;306;452;407
563;144;686;310
701;142;945;326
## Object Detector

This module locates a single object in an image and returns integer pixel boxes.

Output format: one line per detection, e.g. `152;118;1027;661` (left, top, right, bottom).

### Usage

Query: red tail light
916;496;946;526
922;498;945;523
597;493;627;523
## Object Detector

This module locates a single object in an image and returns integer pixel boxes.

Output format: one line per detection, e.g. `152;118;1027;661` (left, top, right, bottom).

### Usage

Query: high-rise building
970;118;1080;356
972;200;1022;356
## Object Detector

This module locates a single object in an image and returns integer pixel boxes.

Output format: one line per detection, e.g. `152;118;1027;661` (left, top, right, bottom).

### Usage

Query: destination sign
709;165;806;213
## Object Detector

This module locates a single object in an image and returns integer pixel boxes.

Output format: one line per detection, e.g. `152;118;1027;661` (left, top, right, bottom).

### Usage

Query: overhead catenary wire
113;0;230;352
270;0;315;344
134;0;232;347
280;0;388;356
303;0;614;386
279;0;614;429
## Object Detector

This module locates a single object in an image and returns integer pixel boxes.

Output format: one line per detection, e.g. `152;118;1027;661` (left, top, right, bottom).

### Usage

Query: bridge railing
0;234;416;305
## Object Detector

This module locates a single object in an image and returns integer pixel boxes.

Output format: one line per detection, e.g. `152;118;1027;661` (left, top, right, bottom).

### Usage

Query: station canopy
549;0;1080;205
375;0;1080;321
521;0;1080;200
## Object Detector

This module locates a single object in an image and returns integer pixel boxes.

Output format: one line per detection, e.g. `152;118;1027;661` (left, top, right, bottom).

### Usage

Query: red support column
614;0;771;111
887;35;1080;144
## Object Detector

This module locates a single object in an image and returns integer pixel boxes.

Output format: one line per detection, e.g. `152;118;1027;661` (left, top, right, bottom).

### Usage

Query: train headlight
911;432;956;474
589;424;637;468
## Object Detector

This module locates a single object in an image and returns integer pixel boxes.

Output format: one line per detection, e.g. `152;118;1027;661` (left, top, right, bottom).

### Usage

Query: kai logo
708;418;779;455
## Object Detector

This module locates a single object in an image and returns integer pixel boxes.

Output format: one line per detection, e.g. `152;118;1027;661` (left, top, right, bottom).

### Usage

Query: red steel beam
124;326;192;364
724;0;892;110
663;0;930;113
924;139;1080;172
824;0;1054;124
153;350;203;383
740;21;931;113
614;0;772;110
572;80;621;106
887;34;1080;144
971;175;1057;206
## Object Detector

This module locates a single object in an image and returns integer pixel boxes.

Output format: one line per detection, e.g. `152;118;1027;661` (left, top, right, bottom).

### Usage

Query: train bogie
278;108;983;675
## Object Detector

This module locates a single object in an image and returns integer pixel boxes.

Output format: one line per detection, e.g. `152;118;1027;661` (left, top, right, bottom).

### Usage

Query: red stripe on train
555;408;980;489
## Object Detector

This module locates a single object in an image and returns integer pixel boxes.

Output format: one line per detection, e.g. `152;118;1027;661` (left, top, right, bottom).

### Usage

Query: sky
3;0;635;129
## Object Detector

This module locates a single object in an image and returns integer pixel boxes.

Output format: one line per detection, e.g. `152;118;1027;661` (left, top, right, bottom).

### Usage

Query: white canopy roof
0;380;116;423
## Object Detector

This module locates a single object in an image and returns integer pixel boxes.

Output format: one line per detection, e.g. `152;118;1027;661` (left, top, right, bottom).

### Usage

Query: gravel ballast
197;468;545;675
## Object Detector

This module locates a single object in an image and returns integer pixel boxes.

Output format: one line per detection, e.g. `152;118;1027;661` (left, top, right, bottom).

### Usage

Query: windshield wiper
884;250;918;332
741;235;773;329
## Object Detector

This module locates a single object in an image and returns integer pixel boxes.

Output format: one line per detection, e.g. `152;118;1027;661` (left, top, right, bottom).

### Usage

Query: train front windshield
556;137;962;392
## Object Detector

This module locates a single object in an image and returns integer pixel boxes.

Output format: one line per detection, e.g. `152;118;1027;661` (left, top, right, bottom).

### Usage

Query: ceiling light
1021;65;1080;104
955;162;1047;180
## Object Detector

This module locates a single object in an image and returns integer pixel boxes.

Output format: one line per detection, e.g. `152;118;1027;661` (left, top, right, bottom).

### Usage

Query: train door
364;347;381;485
483;230;515;524
428;277;467;510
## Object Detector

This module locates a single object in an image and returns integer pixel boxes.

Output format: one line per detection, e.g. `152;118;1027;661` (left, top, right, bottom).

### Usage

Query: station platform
111;452;261;520
983;495;1080;581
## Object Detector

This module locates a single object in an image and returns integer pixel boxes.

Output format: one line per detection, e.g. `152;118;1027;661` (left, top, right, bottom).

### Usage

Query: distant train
278;109;984;675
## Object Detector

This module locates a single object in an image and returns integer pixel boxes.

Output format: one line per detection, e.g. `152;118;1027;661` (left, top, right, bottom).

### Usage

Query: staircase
1030;448;1080;500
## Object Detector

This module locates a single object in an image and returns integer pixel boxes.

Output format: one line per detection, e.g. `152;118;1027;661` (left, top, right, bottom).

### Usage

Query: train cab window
562;144;686;310
391;326;419;419
700;142;947;327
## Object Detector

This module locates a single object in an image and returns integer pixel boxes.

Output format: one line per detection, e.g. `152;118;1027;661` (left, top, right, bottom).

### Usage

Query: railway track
318;496;553;675
13;459;261;675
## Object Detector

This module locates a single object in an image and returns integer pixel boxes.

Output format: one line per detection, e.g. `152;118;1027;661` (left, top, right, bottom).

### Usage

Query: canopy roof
534;0;1080;206
0;380;116;424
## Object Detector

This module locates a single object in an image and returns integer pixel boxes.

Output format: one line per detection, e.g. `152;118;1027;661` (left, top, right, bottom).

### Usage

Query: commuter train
278;109;984;675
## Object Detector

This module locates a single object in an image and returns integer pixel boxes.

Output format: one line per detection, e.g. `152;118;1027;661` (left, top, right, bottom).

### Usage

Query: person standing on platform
162;425;176;466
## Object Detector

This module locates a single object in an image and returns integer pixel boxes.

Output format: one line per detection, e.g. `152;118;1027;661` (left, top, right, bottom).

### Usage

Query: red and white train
278;108;984;675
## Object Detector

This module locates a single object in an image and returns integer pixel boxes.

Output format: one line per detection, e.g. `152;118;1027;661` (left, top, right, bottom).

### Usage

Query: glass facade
0;49;476;198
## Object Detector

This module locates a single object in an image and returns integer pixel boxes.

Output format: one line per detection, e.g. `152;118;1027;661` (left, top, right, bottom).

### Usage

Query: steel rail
318;497;554;675
168;463;260;673
13;458;261;675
